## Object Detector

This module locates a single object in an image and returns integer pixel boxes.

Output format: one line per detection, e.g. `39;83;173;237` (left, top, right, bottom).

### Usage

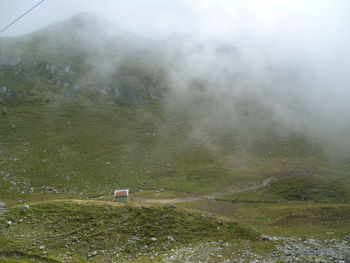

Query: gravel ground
162;236;350;263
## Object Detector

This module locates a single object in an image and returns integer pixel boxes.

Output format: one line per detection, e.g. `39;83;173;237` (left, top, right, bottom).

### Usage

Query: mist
150;0;350;158
2;0;350;157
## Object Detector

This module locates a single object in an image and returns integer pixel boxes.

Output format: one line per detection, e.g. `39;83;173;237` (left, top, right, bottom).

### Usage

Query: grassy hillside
0;13;349;202
0;200;258;262
1;12;350;263
1;96;348;204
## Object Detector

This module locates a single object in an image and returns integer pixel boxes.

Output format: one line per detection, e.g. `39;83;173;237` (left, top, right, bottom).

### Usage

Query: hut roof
114;189;129;197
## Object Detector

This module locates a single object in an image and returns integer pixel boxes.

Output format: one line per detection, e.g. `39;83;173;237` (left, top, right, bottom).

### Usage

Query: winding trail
140;177;274;204
140;170;317;204
8;171;313;207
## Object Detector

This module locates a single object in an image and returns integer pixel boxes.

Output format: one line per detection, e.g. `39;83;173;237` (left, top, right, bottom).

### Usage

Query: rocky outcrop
0;54;21;66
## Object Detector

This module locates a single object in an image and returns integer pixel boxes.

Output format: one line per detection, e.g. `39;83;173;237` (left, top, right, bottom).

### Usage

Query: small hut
114;189;129;203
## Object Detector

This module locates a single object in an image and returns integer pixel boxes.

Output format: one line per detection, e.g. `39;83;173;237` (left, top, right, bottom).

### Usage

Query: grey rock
41;186;59;194
64;65;72;73
0;54;21;66
23;205;29;212
0;87;8;94
87;251;98;258
0;202;5;208
164;204;176;209
345;256;350;263
45;64;57;74
150;237;157;241
261;235;271;241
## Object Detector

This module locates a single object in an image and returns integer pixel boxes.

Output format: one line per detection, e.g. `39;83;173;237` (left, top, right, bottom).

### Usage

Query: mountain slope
0;12;350;263
0;13;349;203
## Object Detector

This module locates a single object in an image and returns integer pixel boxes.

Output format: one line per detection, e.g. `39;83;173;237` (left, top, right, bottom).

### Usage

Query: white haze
1;0;350;155
154;0;350;156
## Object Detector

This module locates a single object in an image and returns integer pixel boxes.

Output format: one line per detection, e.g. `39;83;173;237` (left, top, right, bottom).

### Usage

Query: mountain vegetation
0;13;349;262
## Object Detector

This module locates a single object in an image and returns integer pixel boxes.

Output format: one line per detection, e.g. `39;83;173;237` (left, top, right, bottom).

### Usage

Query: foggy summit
0;1;350;262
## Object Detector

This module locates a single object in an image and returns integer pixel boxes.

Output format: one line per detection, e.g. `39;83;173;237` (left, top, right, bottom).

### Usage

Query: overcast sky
0;0;349;41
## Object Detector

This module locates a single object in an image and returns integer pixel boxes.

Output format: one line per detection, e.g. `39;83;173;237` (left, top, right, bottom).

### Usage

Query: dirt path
141;177;274;204
8;172;305;207
139;197;203;204
141;170;318;204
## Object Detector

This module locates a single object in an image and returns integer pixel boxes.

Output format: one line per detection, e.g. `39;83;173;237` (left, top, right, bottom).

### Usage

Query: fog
1;0;350;156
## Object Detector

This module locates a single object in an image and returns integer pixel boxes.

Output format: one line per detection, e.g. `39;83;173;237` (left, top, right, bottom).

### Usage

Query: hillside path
141;177;273;204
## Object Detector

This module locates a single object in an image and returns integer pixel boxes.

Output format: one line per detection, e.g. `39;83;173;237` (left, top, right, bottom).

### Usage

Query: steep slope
0;12;166;106
0;13;349;204
0;12;350;263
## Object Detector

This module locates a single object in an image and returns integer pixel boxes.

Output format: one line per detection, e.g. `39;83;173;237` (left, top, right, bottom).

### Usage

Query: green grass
1;16;350;262
0;259;31;263
233;203;350;238
185;200;350;238
1;28;349;201
220;173;350;203
2;97;346;203
0;99;233;200
0;200;258;262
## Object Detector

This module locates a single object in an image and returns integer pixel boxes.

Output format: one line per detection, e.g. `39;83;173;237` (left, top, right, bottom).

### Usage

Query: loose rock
23;205;29;212
164;204;176;209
